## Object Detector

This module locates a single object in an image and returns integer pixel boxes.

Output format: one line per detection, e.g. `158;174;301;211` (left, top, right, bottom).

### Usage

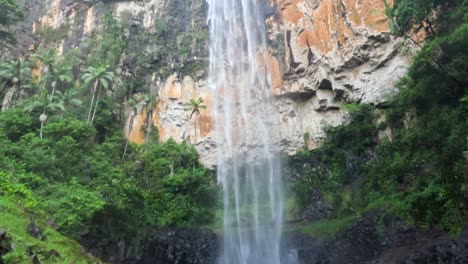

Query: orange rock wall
127;74;214;149
277;0;393;54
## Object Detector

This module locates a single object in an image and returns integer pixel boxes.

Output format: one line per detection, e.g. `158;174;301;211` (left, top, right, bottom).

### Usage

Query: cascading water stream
206;1;290;263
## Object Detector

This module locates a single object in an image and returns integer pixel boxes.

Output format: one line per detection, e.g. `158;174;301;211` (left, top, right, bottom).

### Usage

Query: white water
206;1;287;263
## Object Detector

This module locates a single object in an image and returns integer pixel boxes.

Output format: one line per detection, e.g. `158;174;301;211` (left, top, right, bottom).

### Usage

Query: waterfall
206;1;286;263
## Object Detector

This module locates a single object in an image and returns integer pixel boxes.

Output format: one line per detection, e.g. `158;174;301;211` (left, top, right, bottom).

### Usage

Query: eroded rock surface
137;229;219;264
266;0;409;156
285;213;468;264
5;0;410;166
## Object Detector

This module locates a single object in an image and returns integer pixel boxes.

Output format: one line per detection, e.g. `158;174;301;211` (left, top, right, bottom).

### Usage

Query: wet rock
300;189;334;221
138;228;219;264
48;249;60;258
286;212;468;264
30;255;40;264
27;221;46;241
0;229;12;263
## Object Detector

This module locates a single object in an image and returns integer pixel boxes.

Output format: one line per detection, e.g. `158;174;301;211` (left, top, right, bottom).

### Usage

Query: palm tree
49;60;73;103
33;48;56;81
184;97;207;142
81;65;114;125
32;48;58;107
24;87;65;139
0;58;31;110
54;88;82;118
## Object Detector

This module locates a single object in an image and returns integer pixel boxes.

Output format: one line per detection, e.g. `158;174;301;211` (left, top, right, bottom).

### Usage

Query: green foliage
81;64;115;125
0;104;218;249
147;2;209;79
0;196;99;263
291;0;468;235
185;97;207;119
35;23;71;45
0;0;23;43
0;171;37;209
129;139;218;227
40;179;105;236
0;58;31;86
86;12;127;68
0;0;22;26
0;108;33;141
384;0;457;38
298;216;358;238
0;9;217;259
0;58;32;108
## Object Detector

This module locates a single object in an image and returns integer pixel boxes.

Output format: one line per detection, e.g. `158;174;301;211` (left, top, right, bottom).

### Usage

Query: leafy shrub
290;0;468;234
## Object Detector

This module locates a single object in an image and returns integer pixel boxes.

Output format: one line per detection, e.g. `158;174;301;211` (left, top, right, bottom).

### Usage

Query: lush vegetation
0;0;23;43
0;103;217;262
0;5;217;262
0;194;100;263
1;0;466;262
291;0;467;235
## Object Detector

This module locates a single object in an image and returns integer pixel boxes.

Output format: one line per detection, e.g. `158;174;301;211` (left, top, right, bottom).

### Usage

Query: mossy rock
0;197;101;264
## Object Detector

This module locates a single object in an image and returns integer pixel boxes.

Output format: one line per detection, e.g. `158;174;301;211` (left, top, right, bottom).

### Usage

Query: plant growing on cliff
53;88;82;118
24;86;65;139
86;12;126;68
0;0;23;43
35;23;71;46
185;97;207;142
82;65;114;126
292;0;468;235
0;57;31;109
382;0;458;39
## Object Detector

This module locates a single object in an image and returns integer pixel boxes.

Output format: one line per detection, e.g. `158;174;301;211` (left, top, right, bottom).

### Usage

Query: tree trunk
1;84;17;112
90;84;102;126
49;78;57;104
87;80;98;124
12;82;21;106
194;114;199;143
40;120;44;139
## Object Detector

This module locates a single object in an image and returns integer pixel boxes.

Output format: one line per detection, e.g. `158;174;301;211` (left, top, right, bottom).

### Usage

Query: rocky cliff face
268;0;408;154
8;0;408;165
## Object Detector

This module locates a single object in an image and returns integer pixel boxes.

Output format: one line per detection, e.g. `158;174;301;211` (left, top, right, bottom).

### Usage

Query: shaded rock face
26;221;46;241
0;229;12;264
137;229;219;264
298;189;334;222
285;213;468;264
127;216;468;264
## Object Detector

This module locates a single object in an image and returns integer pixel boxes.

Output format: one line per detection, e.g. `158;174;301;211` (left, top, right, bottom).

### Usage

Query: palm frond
99;78;109;90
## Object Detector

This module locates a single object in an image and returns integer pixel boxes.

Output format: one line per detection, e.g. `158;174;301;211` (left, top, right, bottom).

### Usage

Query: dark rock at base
48;249;60;258
0;229;12;263
30;255;40;264
81;213;466;264
137;228;219;264
379;230;468;264
27;221;46;241
285;212;468;264
299;189;334;221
